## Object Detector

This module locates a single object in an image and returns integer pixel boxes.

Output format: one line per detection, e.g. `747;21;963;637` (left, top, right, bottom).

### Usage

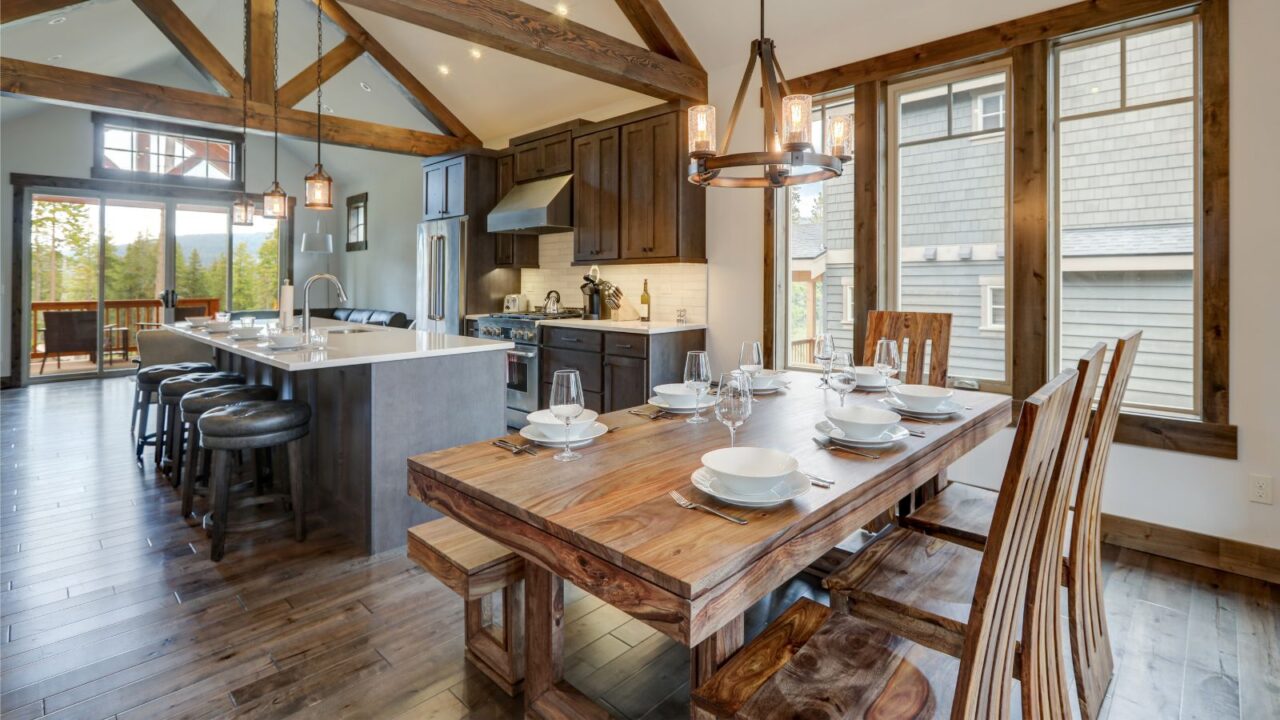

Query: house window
888;64;1011;389
1053;19;1199;414
92;113;244;189
346;193;368;251
781;96;854;369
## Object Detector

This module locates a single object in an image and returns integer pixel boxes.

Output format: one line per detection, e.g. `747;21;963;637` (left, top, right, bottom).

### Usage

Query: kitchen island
166;318;512;554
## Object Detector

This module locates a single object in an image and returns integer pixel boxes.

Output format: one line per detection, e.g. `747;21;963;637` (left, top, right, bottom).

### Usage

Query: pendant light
687;0;847;189
231;0;255;226
303;0;333;210
261;0;287;219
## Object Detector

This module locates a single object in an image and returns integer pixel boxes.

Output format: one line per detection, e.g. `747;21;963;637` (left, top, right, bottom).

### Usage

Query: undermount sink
327;327;379;334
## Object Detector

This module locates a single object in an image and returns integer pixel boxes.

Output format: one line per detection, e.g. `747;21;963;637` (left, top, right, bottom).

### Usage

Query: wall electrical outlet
1249;473;1273;505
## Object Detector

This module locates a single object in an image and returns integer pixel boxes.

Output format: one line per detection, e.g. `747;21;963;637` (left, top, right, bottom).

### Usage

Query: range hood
486;175;574;235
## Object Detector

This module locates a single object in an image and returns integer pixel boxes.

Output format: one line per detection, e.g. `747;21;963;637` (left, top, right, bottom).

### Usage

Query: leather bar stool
178;384;278;520
199;400;311;561
135;361;216;462
158;371;245;485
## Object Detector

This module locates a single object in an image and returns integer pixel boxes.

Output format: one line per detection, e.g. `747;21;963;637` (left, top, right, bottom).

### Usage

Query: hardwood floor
1;377;1277;719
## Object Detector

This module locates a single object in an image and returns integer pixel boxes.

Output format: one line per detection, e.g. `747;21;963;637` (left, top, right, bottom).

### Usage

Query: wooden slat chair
862;310;952;387
693;368;1080;720
822;344;1104;720
407;518;526;695
895;331;1140;720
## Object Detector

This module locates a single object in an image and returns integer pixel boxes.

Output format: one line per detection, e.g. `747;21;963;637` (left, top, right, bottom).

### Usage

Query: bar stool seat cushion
180;385;278;418
199;401;311;449
137;361;216;388
159;372;246;403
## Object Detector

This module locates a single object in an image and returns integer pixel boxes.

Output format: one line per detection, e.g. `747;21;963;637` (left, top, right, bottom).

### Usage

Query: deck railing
30;297;221;358
789;337;816;366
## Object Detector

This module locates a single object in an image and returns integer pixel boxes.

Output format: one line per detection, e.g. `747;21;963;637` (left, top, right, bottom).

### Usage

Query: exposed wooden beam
613;0;702;71
247;0;276;105
316;0;477;142
336;0;707;103
0;57;474;156
131;0;244;97
0;0;88;24
277;35;365;108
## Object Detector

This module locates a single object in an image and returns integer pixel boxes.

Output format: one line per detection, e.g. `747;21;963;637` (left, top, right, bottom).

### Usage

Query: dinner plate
880;395;964;418
814;420;911;449
648;396;717;413
853;377;903;392
520;421;608;448
691;467;809;508
263;342;312;352
750;381;790;395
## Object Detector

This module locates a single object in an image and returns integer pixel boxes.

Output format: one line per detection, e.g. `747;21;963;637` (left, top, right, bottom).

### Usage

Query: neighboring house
790;22;1195;411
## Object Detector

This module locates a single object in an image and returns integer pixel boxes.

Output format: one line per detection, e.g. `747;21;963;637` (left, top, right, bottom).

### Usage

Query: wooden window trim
764;0;1234;458
346;192;369;252
91;112;245;190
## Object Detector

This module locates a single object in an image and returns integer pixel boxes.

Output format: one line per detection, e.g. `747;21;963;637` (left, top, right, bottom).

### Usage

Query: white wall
700;0;1280;550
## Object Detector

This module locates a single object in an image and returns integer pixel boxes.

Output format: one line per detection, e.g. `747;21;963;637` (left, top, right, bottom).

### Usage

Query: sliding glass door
29;195;102;378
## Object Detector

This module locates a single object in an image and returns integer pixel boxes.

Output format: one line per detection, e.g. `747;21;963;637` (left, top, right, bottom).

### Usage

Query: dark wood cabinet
604;354;647;411
493;154;538;268
514;131;573;183
422;156;465;219
621;113;680;259
444;159;465;217
573;129;620;262
540;326;705;413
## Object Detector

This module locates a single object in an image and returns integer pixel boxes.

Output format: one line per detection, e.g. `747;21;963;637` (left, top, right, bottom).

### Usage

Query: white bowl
269;332;306;348
889;384;954;412
750;371;786;390
527;409;599;439
853;366;888;387
653;383;699;408
825;406;901;441
206;321;234;333
701;447;799;496
230;327;262;340
187;316;211;327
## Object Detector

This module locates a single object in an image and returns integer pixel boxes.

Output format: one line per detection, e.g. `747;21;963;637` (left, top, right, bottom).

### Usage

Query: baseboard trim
1100;513;1280;585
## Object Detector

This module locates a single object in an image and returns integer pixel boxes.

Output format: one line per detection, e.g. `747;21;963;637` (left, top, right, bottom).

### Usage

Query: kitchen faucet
302;273;349;338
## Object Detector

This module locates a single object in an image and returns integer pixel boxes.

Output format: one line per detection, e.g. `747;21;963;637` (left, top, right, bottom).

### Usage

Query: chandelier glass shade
303;0;333;211
232;196;255;226
687;1;847;189
261;0;287;219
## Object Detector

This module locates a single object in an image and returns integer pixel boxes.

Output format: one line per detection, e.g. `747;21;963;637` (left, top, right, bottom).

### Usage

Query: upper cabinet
513;131;573;183
571;108;705;265
494;154;538;268
422;156;466;219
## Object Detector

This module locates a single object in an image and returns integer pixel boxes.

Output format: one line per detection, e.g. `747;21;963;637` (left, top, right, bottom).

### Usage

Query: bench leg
465;582;525;696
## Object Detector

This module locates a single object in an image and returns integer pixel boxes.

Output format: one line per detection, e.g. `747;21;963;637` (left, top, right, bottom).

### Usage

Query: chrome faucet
301;273;348;337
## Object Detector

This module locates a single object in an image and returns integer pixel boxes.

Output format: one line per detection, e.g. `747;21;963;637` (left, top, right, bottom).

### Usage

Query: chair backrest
951;367;1078;720
1021;342;1106;720
173;306;207;321
861;310;952;386
43;311;98;354
135;329;213;368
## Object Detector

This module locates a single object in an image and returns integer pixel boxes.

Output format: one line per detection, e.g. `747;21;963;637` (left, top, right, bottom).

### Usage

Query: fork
812;437;881;460
669;490;748;525
628;409;669;420
802;472;834;488
493;439;537;456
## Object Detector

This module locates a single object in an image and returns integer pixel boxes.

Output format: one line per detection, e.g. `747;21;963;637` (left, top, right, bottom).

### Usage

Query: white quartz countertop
535;318;706;335
165;318;512;371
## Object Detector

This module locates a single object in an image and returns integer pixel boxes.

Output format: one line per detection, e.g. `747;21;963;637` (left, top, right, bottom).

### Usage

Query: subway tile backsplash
519;233;708;323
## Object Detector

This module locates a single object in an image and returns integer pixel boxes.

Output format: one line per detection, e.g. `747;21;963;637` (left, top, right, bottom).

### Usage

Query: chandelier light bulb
827;114;852;158
688;105;716;156
781;94;812;149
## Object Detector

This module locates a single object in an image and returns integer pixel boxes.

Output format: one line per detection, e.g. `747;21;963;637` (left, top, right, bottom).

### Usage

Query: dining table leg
524;564;610;719
690;615;745;720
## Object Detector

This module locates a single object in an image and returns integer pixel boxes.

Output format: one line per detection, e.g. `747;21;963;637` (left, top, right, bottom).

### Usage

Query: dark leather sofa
300;307;411;328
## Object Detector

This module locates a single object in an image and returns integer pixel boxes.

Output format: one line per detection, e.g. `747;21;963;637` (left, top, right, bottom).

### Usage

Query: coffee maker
580;277;603;320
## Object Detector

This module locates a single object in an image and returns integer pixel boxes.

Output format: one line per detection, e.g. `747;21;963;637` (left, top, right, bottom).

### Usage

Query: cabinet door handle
564;337;581;343
616;344;632;349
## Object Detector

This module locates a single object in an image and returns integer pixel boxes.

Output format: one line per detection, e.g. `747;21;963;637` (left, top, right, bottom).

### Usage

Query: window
92;113;244;189
1053;19;1199;414
781;97;854;369
889;65;1011;389
346;193;368;251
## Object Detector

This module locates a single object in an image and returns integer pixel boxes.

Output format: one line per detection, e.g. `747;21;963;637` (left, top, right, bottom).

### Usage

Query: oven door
505;344;539;423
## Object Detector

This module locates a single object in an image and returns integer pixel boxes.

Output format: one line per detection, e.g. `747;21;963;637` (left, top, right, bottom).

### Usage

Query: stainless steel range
472;310;584;427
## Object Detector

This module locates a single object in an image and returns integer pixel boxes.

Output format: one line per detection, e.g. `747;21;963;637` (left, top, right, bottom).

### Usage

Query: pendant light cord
272;0;280;184
759;0;764;43
316;0;323;164
241;0;250;198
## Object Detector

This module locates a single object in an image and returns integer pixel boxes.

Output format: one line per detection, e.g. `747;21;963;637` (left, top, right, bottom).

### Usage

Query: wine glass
873;338;901;388
827;351;857;406
549;369;586;462
684;351;711;424
814;334;835;387
715;371;752;447
739;341;764;401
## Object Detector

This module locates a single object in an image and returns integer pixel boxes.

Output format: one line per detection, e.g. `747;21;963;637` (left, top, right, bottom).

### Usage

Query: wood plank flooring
1;377;1277;719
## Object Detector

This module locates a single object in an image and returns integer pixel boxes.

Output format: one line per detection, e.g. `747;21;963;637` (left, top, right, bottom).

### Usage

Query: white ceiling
0;0;1080;147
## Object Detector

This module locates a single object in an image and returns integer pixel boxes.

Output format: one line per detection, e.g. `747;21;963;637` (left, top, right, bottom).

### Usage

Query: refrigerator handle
429;235;446;321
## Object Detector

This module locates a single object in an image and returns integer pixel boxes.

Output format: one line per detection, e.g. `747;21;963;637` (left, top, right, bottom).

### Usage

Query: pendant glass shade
826;113;853;158
688;105;716;157
262;181;287;219
232;195;255;226
301;218;333;254
304;163;333;210
781;94;813;149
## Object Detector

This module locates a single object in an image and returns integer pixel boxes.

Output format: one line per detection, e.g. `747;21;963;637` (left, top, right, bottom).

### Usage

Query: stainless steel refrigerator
415;217;467;334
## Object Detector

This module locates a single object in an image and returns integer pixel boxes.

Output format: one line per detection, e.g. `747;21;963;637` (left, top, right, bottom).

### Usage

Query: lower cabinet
539;327;705;414
603;354;647;411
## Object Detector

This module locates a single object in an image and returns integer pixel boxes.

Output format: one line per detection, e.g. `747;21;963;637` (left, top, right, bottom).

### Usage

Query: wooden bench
407;518;526;695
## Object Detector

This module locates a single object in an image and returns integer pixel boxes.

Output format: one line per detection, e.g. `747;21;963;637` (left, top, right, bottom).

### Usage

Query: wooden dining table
407;379;1011;719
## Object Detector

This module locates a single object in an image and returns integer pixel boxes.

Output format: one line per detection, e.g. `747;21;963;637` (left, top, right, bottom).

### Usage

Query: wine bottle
640;279;651;322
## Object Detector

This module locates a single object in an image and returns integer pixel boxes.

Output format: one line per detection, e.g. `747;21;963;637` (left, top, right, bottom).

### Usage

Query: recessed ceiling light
469;47;483;60
359;81;372;92
46;54;63;63
554;3;569;17
48;15;67;24
437;64;450;76
322;104;334;114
